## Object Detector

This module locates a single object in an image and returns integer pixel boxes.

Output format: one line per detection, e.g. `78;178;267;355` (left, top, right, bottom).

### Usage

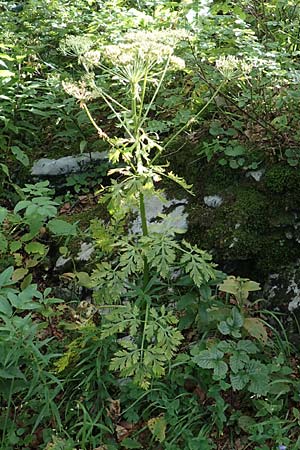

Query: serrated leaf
218;321;231;335
217;340;234;353
193;347;228;380
247;360;270;395
213;360;228;380
230;372;249;390
25;242;46;255
230;351;249;373
10;240;22;253
237;339;259;354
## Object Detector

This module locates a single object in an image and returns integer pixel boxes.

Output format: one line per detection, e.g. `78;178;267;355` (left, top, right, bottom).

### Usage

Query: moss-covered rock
265;164;300;194
187;163;300;279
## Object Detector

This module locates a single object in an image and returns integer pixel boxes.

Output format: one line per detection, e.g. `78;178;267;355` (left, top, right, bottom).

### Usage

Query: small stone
77;242;94;261
55;255;71;269
246;169;264;182
203;195;223;208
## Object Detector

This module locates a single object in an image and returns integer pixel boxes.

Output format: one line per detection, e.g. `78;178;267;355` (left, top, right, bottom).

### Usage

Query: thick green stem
140;300;150;363
139;191;149;288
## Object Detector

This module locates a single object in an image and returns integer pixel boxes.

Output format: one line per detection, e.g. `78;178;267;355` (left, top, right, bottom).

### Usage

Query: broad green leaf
147;415;166;443
237;339;259;354
225;144;245;157
243;318;268;344
14;200;31;214
0;367;25;379
232;307;244;328
25;242;46;255
0;70;14;78
218;321;231;335
11;146;29;167
247;360;270;395
230;372;249;390
0;163;10;177
10;241;22;253
12;268;29;282
213;360;228;380
48;219;77;236
0;297;12;317
76;271;92;287
0;266;14;287
229;351;249;373
20;274;33;290
193;347;228;379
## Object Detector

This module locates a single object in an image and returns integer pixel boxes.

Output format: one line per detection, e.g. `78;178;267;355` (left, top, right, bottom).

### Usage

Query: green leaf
232;307;244;327
25;242;46;255
230;372;249;390
0;232;8;253
193;347;228;379
121;438;142;448
225;144;245;157
0;266;14;287
10;240;22;253
238;415;255;432
76;271;92;287
213;360;228;380
14;200;31;214
147;415;166;443
11;146;29;167
0;297;12;317
229;159;239;169
0;70;14;78
80;140;87;152
247;360;270;395
0;207;8;224
0;163;10;177
48;219;77;236
218;321;231;335
237;340;259;354
229;351;249;373
12;268;29;282
243;318;268;344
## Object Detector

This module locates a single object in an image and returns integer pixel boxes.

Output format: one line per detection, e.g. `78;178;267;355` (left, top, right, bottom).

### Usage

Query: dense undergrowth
1;1;300;449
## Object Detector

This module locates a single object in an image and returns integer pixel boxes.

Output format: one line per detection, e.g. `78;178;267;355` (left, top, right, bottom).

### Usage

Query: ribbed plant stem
139;191;149;289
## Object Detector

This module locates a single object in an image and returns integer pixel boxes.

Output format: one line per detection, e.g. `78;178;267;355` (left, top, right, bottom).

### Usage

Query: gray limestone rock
130;194;188;235
31;151;108;176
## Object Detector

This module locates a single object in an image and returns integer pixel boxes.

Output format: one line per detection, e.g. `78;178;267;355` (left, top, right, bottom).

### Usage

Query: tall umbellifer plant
61;30;219;388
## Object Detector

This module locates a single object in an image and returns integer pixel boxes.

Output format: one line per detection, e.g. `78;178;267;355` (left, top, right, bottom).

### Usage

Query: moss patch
186;163;300;279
